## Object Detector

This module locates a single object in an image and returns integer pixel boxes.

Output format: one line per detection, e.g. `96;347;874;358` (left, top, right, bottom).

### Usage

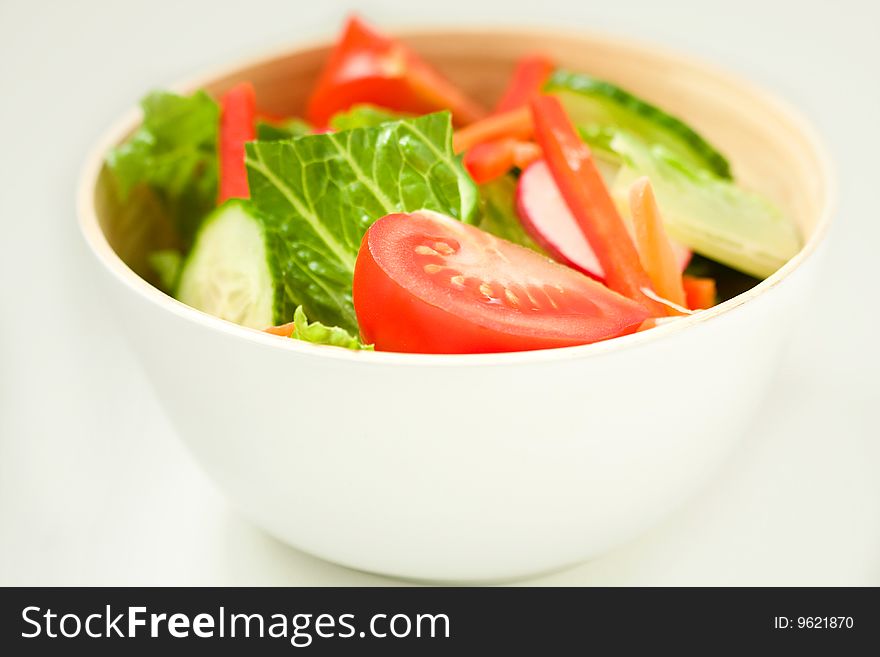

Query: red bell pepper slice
306;16;486;127
494;54;555;113
529;94;667;315
217;82;256;203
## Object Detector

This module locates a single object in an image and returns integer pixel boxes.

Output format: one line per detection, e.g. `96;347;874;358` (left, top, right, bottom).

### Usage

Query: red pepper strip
494;54;555;114
463;140;515;184
463;139;541;184
264;322;295;338
682;276;717;310
529;95;667;315
218;82;257;203
306;16;486;128
511;140;542;169
452;106;532;154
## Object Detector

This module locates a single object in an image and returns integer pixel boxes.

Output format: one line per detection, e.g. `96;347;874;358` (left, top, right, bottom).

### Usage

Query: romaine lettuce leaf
256;118;312;141
147;249;183;293
106;90;219;243
329;104;408;131
291;306;372;350
246;111;478;331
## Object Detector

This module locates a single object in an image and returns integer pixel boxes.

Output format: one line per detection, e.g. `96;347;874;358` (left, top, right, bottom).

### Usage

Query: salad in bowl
81;18;831;580
104;16;801;355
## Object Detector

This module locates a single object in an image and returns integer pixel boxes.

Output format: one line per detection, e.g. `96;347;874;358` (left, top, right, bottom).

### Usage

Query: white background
1;0;878;585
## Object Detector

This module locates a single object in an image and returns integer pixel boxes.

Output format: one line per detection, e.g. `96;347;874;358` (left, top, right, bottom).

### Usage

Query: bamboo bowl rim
77;26;836;367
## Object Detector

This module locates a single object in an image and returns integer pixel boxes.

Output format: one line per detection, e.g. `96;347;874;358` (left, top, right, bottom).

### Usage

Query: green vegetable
177;200;277;329
547;70;732;179
106;90;219;243
256;118;312;141
148;249;183;293
599;130;800;279
245;111;478;332
329;104;408;131
478;176;546;253
291;306;372;350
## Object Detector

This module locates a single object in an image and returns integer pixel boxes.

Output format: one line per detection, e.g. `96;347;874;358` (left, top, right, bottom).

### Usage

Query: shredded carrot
452;106;532;153
628;177;687;310
682;275;717;310
264;322;295;337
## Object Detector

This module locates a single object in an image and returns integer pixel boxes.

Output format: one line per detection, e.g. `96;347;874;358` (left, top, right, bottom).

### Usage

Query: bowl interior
90;28;832;322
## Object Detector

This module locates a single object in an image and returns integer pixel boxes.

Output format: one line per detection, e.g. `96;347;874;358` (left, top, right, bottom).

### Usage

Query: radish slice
517;159;691;280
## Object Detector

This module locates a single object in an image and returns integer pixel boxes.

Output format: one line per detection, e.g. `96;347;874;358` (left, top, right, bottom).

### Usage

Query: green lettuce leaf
256;118;312;141
106;90;219;243
147;249;183;293
329;104;409;131
246;111;478;332
477;176;546;253
291;306;372;350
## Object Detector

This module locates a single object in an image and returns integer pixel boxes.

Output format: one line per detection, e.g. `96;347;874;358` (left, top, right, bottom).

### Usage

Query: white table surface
1;0;878;586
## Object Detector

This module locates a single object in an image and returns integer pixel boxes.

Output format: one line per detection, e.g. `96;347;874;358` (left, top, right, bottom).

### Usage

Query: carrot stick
628;177;687;309
264;322;295;337
682;276;717;310
452;106;532;153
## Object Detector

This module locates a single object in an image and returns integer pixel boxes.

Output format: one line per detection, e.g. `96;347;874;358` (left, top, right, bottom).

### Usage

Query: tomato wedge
306;16;486;127
353;211;649;353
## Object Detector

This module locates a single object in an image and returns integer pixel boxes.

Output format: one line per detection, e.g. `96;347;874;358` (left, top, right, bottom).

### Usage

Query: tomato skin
306;17;486;127
353;211;649;354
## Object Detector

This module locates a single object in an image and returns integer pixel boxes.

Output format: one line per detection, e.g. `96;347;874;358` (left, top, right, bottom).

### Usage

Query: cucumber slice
604;131;801;279
546;70;732;179
177;200;276;328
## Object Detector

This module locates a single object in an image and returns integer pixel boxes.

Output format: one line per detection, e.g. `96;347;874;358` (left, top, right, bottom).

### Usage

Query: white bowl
78;28;834;581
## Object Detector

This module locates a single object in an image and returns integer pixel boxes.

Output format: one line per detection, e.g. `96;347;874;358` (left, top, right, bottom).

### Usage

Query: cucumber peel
547;70;732;179
603;131;801;279
177;200;276;329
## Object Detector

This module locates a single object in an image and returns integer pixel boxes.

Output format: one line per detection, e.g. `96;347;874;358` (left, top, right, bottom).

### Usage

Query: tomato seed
433;242;456;255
